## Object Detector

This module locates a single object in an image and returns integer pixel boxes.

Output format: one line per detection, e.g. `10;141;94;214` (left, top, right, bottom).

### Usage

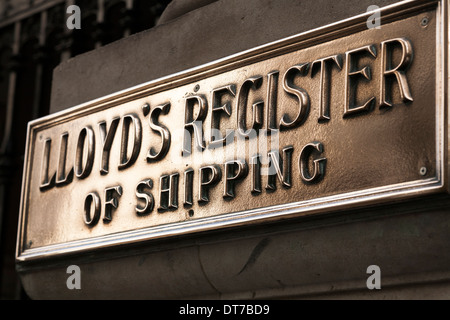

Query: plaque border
16;0;447;263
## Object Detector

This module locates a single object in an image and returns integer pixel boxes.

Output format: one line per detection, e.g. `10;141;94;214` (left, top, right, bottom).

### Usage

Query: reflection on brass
17;0;447;262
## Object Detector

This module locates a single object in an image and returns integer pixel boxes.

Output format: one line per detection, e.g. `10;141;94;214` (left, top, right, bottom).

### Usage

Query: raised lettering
199;165;221;204
158;173;179;212
311;55;343;121
236;76;263;138
183;95;208;155
136;179;154;215
56;132;74;186
99;117;120;175
299;142;326;183
184;169;194;208
103;185;122;222
146;103;171;161
75;126;95;179
39;138;55;190
380;38;413;108
223;159;248;200
266;146;294;190
344;45;377;117
280;64;310;129
119;114;142;170
84;192;100;226
210;85;236;148
266;71;279;133
251;154;262;195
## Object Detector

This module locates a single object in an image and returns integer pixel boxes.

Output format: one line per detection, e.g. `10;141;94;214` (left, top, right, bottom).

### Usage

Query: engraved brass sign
17;0;447;261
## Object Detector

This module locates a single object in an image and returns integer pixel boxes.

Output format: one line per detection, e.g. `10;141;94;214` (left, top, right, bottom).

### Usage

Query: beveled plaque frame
16;0;448;263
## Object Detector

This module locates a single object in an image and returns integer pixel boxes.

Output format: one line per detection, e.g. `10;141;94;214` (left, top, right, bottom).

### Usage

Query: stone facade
0;0;170;299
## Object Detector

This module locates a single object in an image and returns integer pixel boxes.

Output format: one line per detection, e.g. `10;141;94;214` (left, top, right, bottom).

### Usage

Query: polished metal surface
16;0;446;263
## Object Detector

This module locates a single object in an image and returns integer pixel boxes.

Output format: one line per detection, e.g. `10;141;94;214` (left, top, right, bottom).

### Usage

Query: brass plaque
17;0;446;261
